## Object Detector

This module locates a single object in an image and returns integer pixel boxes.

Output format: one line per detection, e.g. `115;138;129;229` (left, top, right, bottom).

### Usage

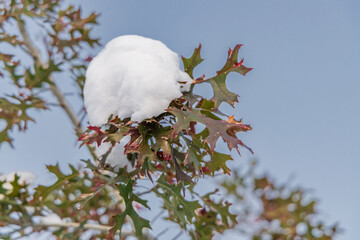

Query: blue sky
1;0;359;239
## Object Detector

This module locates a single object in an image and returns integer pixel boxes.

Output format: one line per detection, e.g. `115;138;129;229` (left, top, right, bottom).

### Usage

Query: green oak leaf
6;174;21;198
182;44;203;79
24;61;61;89
206;151;233;175
182;134;203;170
191;190;237;239
4;63;22;87
168;107;252;153
109;180;151;239
207;74;238;110
137;140;156;165
34;164;79;200
204;44;252;110
0;96;46;146
152;126;173;158
152;175;201;227
202;190;237;227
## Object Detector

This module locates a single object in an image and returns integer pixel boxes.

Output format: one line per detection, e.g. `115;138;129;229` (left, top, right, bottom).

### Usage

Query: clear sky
1;0;359;239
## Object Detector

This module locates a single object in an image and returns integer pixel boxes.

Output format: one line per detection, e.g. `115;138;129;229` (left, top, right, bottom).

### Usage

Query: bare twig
4;221;132;237
16;15;98;162
155;228;168;239
151;210;165;224
172;230;183;240
36;221;113;232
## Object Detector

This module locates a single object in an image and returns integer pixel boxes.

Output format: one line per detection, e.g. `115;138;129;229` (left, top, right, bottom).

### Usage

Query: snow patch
0;171;35;200
0;171;36;191
96;135;134;172
84;35;192;126
38;213;65;225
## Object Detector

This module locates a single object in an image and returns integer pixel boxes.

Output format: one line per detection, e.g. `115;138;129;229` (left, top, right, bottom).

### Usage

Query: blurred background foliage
0;1;339;239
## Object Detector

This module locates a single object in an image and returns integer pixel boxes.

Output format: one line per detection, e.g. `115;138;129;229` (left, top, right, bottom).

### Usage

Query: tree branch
14;16;155;240
34;222;155;239
37;221;113;232
16;16;98;161
3;220;132;237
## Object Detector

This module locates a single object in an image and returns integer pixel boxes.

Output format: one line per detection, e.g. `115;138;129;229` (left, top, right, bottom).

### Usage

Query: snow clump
0;171;36;191
96;135;134;172
84;35;192;126
0;171;36;200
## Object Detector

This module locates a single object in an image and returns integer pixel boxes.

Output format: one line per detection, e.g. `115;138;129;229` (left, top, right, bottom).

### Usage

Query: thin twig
16;15;98;162
37;222;112;232
151;210;165;224
98;145;113;169
172;230;183;240
137;189;153;196
26;221;133;236
155;228;168;239
14;14;157;240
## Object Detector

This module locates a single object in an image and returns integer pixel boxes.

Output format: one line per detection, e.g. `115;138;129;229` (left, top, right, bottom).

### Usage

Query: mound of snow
84;35;192;126
96;136;133;172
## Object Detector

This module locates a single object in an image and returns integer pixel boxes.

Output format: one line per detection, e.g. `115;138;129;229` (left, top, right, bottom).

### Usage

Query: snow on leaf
83;35;192;125
97;136;134;172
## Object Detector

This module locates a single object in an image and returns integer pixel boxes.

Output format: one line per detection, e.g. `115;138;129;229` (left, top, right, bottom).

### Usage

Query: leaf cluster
221;162;339;239
0;0;99;146
0;1;341;239
0;165;127;239
77;43;255;238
